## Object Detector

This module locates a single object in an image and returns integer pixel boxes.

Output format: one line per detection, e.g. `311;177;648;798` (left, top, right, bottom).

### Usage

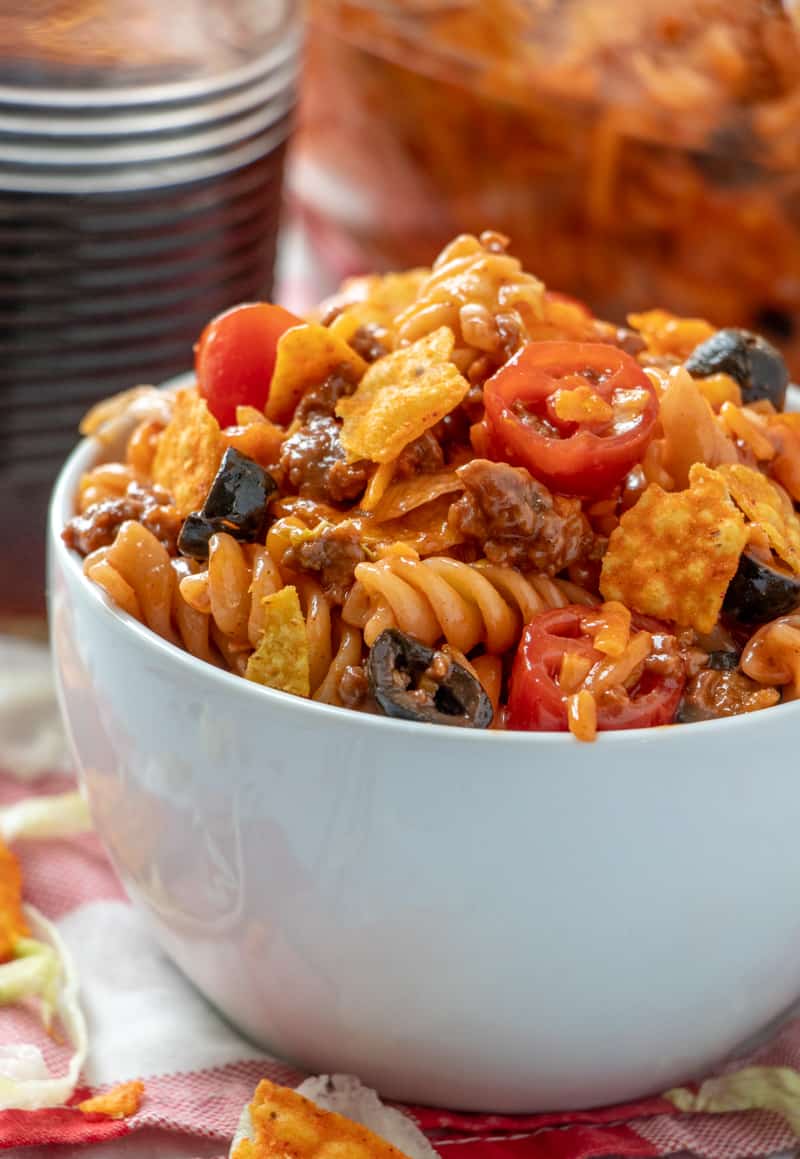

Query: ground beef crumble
393;430;445;479
63;480;182;556
461;384;486;424
494;312;524;361
349;323;389;363
279;414;370;504
677;668;781;722
591;321;647;357
295;368;358;423
280;522;367;603
338;664;371;708
448;458;591;573
430;408;472;458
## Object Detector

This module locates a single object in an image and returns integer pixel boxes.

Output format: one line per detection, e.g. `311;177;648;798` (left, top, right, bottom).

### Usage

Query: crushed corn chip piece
79;1080;144;1119
360;459;397;512
0;840;28;963
717;464;800;574
246;586;310;697
265;324;367;424
600;464;747;634
152;388;224;517
233;1079;411;1159
368;469;463;523
370;493;466;556
336;327;470;464
320;270;429;340
551;386;614;425
327;310;370;347
747;522;773;554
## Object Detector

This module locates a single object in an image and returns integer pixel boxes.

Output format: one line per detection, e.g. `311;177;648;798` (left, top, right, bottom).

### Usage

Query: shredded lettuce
665;1065;800;1134
0;905;87;1110
0;791;91;844
0;1043;50;1083
0;937;60;1028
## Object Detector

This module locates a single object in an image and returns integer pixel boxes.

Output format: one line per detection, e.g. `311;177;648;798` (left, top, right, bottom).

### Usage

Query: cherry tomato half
507;606;685;733
195;302;302;427
483;341;658;499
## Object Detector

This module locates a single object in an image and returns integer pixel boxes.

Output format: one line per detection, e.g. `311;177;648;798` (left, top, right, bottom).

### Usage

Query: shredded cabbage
0;791;91;844
0;905;88;1110
0;1043;50;1083
0;937;60;1027
666;1065;800;1134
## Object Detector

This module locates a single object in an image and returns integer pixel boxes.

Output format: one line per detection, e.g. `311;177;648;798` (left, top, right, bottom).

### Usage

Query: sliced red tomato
507;606;685;733
483;341;658;498
195;302;302;427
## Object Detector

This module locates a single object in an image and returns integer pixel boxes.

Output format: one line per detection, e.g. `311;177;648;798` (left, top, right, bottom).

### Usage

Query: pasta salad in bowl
61;231;800;741
48;232;800;1111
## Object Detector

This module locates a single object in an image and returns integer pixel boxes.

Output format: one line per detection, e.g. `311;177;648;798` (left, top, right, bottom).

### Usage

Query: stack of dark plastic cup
0;1;300;620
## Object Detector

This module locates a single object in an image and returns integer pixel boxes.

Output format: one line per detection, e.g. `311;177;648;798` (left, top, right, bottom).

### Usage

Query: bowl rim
49;381;800;748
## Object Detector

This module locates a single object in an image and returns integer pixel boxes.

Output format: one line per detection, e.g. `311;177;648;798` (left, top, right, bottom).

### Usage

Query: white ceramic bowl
49;426;800;1113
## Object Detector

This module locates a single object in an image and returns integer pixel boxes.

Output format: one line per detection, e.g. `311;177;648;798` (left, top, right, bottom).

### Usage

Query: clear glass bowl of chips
294;0;800;372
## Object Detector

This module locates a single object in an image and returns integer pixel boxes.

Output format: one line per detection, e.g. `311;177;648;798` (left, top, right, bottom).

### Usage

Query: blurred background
4;0;800;629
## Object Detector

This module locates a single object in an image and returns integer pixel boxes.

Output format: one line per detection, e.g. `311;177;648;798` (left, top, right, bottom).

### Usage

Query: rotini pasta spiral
179;532;365;696
78;383;175;447
75;417;176;512
86;524;367;697
311;625;364;705
126;419;163;477
178;533;284;674
344;549;597;654
83;521;177;644
393;232;545;359
170;557;216;666
77;463;138;513
741;614;800;700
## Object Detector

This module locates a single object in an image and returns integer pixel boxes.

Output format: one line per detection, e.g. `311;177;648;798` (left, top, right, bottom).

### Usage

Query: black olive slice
366;628;493;729
177;448;277;560
723;551;800;624
177;513;220;560
685;328;789;410
202;448;277;530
